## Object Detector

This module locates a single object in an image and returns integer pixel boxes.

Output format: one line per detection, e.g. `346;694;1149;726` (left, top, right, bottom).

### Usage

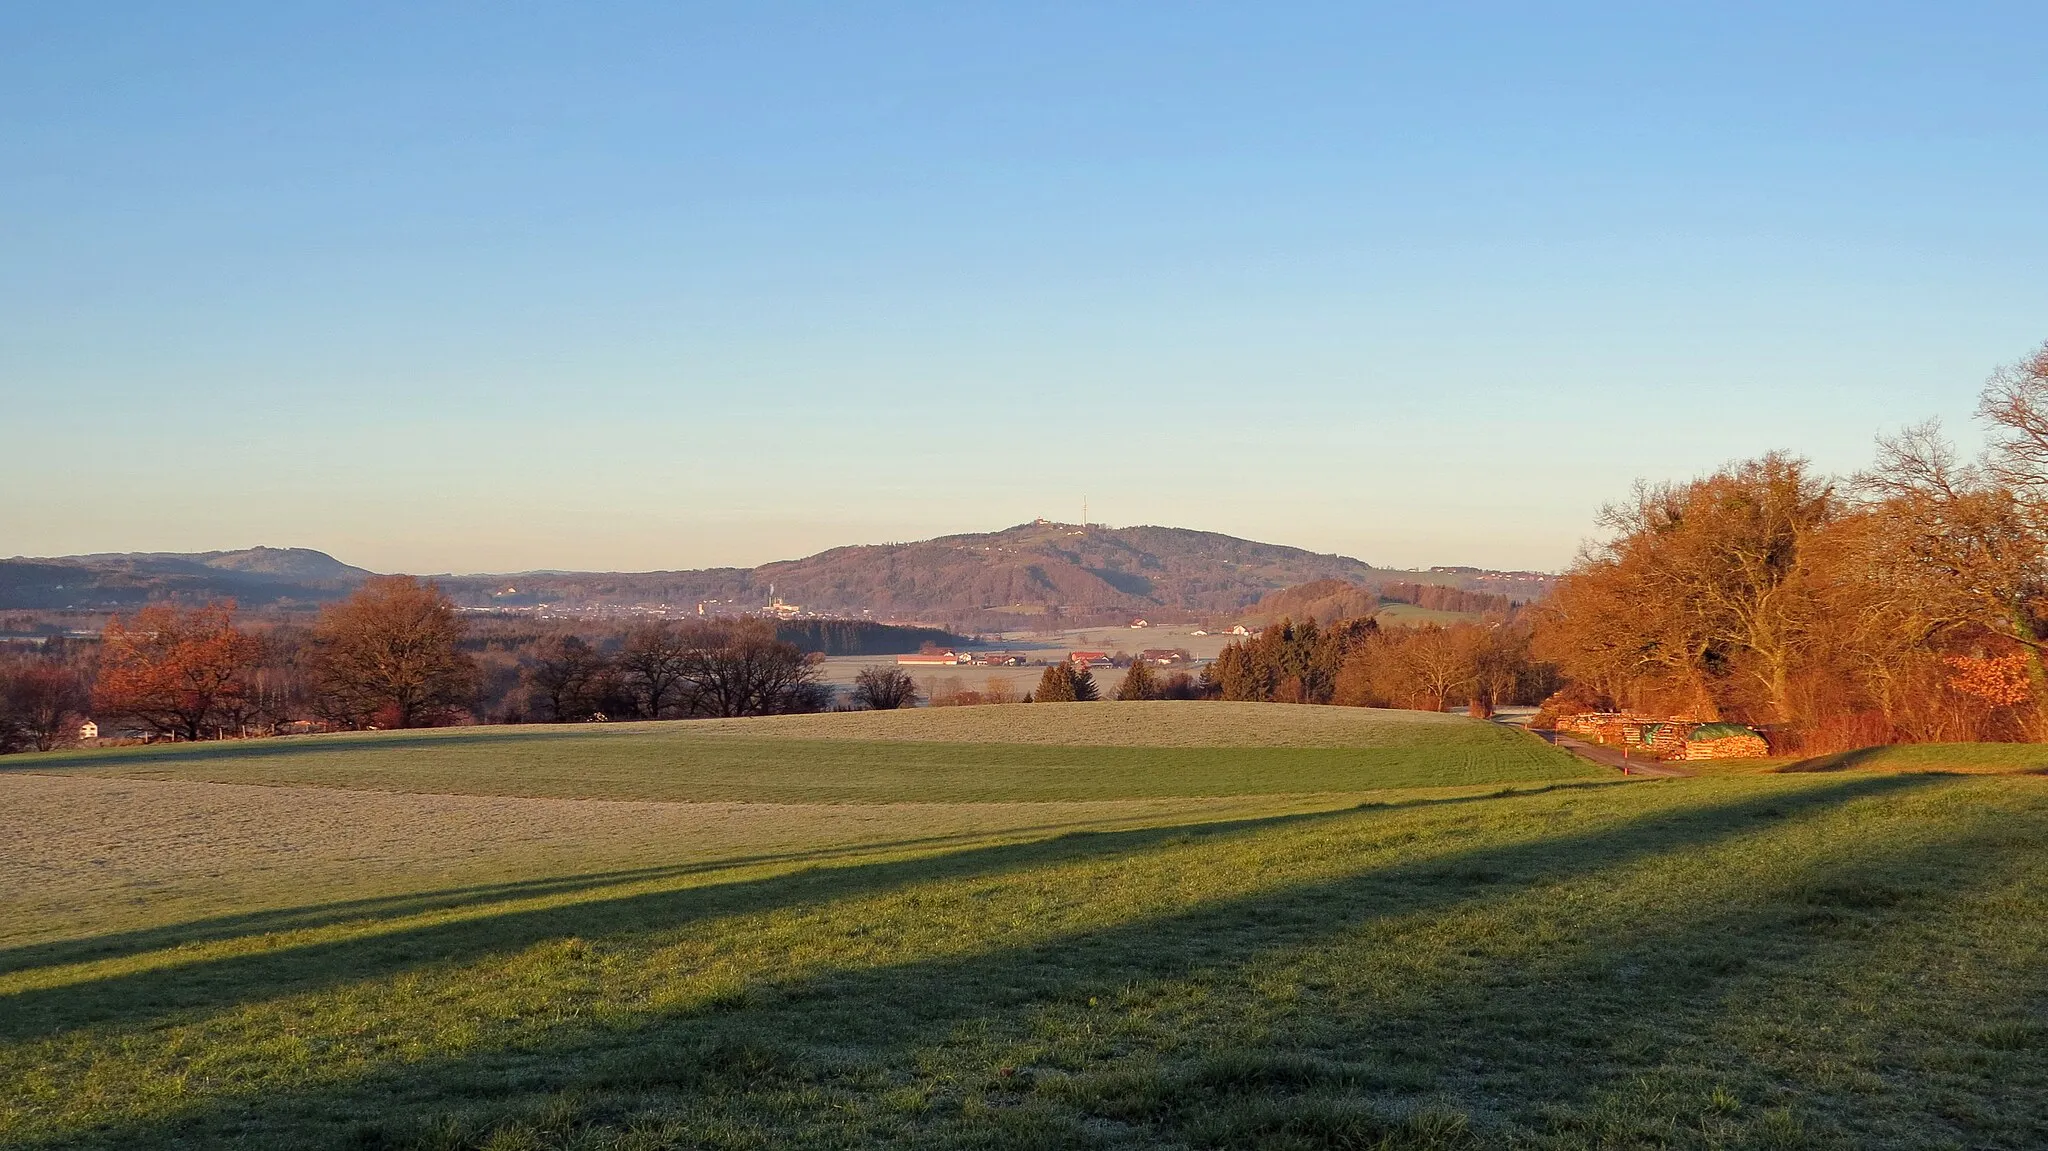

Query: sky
4;3;2045;575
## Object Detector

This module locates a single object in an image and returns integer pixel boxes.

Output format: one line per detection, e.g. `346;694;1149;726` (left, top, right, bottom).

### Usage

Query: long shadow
0;805;1374;1041
1;777;1925;1062
0;779;1622;979
8;773;1963;1151
1485;804;2048;1147
1775;745;1895;773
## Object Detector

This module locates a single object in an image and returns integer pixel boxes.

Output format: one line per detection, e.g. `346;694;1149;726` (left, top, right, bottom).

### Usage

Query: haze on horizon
4;3;2045;576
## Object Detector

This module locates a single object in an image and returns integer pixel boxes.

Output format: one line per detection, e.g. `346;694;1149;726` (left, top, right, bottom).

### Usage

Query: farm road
1546;732;1691;778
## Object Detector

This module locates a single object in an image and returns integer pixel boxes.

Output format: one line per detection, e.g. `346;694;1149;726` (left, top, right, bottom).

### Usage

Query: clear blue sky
4;3;2044;574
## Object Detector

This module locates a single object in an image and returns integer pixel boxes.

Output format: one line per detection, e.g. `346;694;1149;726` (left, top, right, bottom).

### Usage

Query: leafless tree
526;635;607;722
312;576;479;729
851;665;918;710
619;622;693;718
0;657;88;751
676;619;827;717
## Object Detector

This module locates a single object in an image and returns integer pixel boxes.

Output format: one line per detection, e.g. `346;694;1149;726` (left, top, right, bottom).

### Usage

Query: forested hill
0;548;372;609
433;523;1390;627
748;522;1381;623
6;525;1538;627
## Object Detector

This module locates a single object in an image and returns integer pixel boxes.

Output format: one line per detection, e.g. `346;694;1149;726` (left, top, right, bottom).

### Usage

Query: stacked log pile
1554;712;1691;757
1556;713;1767;760
1682;722;1771;760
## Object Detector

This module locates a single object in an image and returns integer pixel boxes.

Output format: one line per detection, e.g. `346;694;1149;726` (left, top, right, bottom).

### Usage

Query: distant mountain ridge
0;547;372;610
427;523;1418;627
4;525;1547;625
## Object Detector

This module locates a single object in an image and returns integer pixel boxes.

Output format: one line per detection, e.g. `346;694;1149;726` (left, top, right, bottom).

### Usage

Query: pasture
2;702;2044;1149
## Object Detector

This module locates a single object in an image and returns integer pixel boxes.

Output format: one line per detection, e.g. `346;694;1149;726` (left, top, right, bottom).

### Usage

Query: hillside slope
7;526;1536;625
741;521;1381;622
0;548;371;609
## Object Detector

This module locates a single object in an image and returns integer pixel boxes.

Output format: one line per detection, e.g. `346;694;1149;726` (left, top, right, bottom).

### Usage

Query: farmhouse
971;651;1029;666
896;650;966;666
1068;650;1115;669
1140;648;1189;665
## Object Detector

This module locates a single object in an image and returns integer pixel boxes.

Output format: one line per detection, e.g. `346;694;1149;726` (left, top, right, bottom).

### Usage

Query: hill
5;526;1544;626
1247;578;1384;625
0;547;372;609
434;522;1397;627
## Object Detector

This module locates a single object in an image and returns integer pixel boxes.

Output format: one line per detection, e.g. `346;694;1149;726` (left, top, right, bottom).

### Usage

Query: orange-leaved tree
312;575;478;729
95;601;257;741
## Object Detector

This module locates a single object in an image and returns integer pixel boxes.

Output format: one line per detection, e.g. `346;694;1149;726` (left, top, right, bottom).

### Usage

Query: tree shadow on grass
1498;807;2048;1148
0;806;1373;1041
1775;746;1899;773
0;779;1622;981
2;775;1952;1150
387;773;2038;1150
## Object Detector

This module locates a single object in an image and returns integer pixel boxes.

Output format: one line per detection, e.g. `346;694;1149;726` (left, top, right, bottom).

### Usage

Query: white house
77;720;98;740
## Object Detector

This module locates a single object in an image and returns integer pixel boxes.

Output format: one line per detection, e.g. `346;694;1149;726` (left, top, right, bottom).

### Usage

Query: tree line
1376;582;1516;616
1533;340;2048;750
0;577;840;750
1203;616;1555;713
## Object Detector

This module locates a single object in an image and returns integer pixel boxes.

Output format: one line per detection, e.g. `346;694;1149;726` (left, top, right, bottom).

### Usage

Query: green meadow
2;702;2044;1148
20;702;1595;803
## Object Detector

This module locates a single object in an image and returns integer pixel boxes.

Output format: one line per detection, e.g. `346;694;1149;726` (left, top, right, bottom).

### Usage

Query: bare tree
619;623;693;718
526;635;606;722
851;665;918;710
1542;454;1833;723
0;657;88;751
1398;626;1481;712
676;619;827;717
1857;409;2048;731
312;576;478;729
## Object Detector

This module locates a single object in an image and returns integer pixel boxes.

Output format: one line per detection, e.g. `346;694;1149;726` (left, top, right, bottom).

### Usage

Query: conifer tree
1116;657;1158;701
1033;661;1078;702
1072;665;1101;702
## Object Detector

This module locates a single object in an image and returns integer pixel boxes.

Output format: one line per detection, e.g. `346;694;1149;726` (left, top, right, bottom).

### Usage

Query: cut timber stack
1554;713;1691;757
1682;722;1771;760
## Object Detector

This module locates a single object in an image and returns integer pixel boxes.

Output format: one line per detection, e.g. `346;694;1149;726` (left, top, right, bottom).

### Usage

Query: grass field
3;703;2045;1148
1783;742;2048;774
1368;603;1484;627
19;703;1595;804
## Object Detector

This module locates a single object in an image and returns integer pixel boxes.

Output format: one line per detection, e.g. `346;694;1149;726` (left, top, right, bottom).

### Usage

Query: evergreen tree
1072;665;1101;702
1116;657;1158;701
1034;662;1078;702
